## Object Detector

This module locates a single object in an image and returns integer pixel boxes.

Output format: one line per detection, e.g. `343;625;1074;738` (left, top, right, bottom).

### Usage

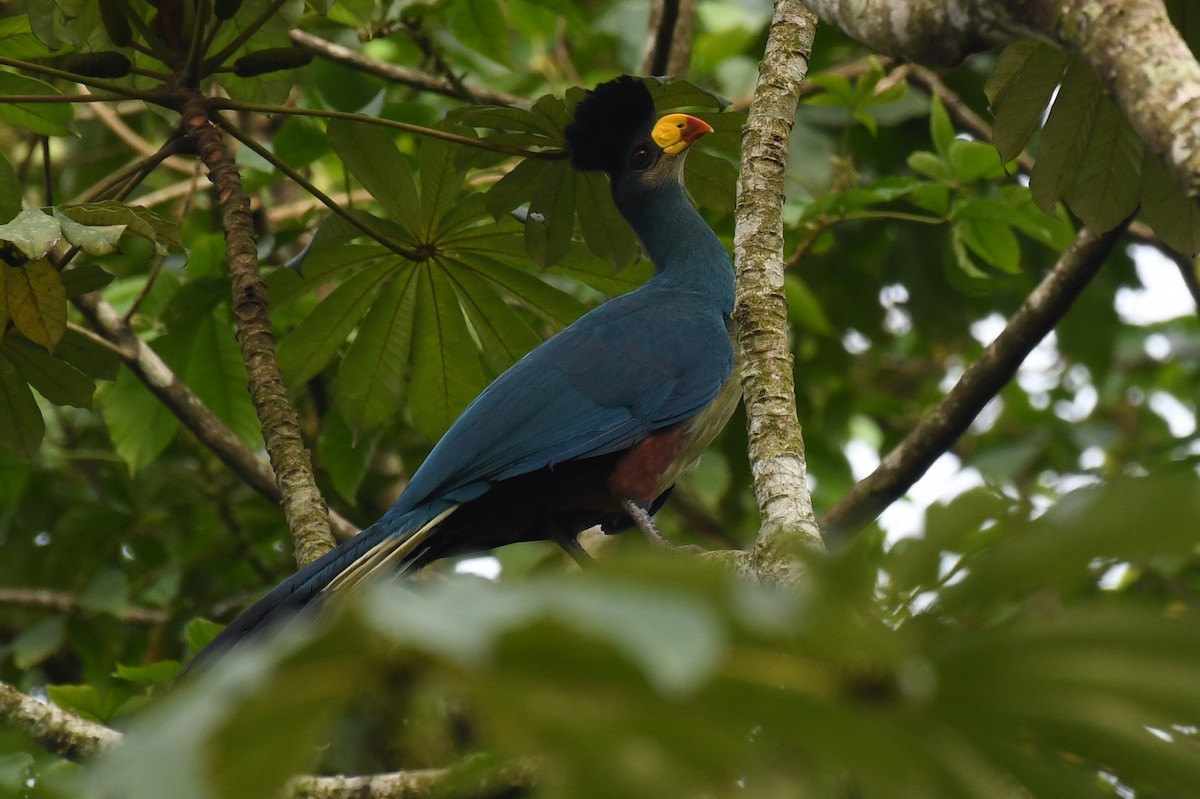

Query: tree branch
72;293;359;541
288;29;525;107
821;222;1129;538
0;588;169;625
804;0;1200;199
733;0;824;584
0;680;532;797
180;93;338;567
0;680;119;762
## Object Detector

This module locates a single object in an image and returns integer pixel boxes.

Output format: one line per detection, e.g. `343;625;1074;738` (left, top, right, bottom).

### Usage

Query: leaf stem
213;114;422;261
209;98;567;160
0;55;167;104
201;0;292;72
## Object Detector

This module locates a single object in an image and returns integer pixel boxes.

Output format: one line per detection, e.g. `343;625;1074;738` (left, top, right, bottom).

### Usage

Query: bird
191;75;738;667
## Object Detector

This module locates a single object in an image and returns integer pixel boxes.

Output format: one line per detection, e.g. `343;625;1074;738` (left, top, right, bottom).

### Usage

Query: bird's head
564;76;713;193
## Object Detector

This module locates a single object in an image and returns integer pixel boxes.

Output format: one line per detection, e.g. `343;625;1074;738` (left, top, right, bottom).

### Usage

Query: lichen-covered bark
1055;0;1200;200
181;95;336;568
734;0;823;583
804;0;1200;200
0;680;119;762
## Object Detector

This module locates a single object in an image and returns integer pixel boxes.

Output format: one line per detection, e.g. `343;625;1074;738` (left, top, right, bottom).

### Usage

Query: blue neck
615;179;735;314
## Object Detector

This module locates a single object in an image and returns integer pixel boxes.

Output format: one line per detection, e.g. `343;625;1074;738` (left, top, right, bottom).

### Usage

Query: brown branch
0;680;120;762
0;588;169;625
643;0;697;78
171;94;337;567
0;679;532;797
821;222;1130;538
72;293;359;541
733;0;824;584
288;29;525;107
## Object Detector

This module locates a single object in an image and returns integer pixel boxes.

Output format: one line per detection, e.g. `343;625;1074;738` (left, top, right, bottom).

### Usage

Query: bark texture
181;95;337;568
0;680;119;762
804;0;1200;199
734;0;824;583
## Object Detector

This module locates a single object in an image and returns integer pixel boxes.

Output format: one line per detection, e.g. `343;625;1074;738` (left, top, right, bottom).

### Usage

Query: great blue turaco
191;75;739;668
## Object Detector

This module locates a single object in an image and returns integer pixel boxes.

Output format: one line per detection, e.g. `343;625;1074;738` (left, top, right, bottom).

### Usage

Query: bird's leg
621;499;704;554
551;529;595;568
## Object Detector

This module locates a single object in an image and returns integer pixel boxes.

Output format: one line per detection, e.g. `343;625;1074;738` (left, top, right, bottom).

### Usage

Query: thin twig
821;222;1130;539
181;92;338;567
125;162;203;321
0;588;169;625
213;113;423;261
0;55;167;103
202;0;292;72
83;90;196;174
209;97;564;159
288;29;525;107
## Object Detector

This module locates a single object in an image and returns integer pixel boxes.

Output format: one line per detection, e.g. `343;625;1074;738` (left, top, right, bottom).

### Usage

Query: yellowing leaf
6;258;67;350
0;208;60;261
52;208;126;255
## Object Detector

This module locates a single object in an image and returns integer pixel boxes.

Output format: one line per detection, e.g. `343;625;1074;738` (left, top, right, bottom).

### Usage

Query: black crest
564;76;656;175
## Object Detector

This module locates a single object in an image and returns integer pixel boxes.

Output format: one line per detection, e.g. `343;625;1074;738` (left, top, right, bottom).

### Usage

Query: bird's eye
629;147;653;170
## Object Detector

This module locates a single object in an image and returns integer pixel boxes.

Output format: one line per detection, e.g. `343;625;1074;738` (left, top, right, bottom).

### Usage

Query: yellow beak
651;113;714;155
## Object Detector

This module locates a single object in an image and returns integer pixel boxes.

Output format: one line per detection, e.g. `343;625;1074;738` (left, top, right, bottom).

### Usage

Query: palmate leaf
442;258;542;376
524;158;576;267
276;261;395;385
327;120;422;239
334;266;420;433
1063;95;1143;231
408;265;486;438
5;257;66;351
0;72;72;136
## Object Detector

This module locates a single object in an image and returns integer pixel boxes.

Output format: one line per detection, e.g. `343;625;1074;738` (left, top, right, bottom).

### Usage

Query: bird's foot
553;534;596;568
621;500;704;555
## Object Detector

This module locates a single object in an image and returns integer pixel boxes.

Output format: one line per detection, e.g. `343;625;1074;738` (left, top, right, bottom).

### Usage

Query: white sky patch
842;328;871;354
1149;390;1197;437
869;453;984;543
454;556;502;580
1116;244;1197;324
1144;332;1172;361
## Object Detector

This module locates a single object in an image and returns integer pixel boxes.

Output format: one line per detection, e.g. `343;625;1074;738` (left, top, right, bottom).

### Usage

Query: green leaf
55;327;120;380
79;567;131;616
61;262;116;296
335;266;419;433
184;617;225;656
52;207;126;255
907;150;954;183
784;274;834;334
0;151;20;224
684;150;737;214
1030;60;1103;216
947;224;994;293
327;120;422;239
158;315;261;446
58;201;184;255
6;257;67;351
575;170;638;268
929;93;955;160
116;660;183;686
524;159;576;267
998;185;1076;250
443;259;541;375
0;72;73;136
954;199;1022;273
0;349;43;456
102;365;178;474
946;140;1007;183
11;615;63;669
1140;148;1200;256
0;14;55;58
276;261;394;384
986;41;1070;162
46;684;121;723
408;265;485;438
317;407;380;502
484;158;553;221
1063;97;1143;232
419;133;463;239
0;207;60;260
456;253;588;327
446;0;511;65
0;752;33;794
1;332;94;408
